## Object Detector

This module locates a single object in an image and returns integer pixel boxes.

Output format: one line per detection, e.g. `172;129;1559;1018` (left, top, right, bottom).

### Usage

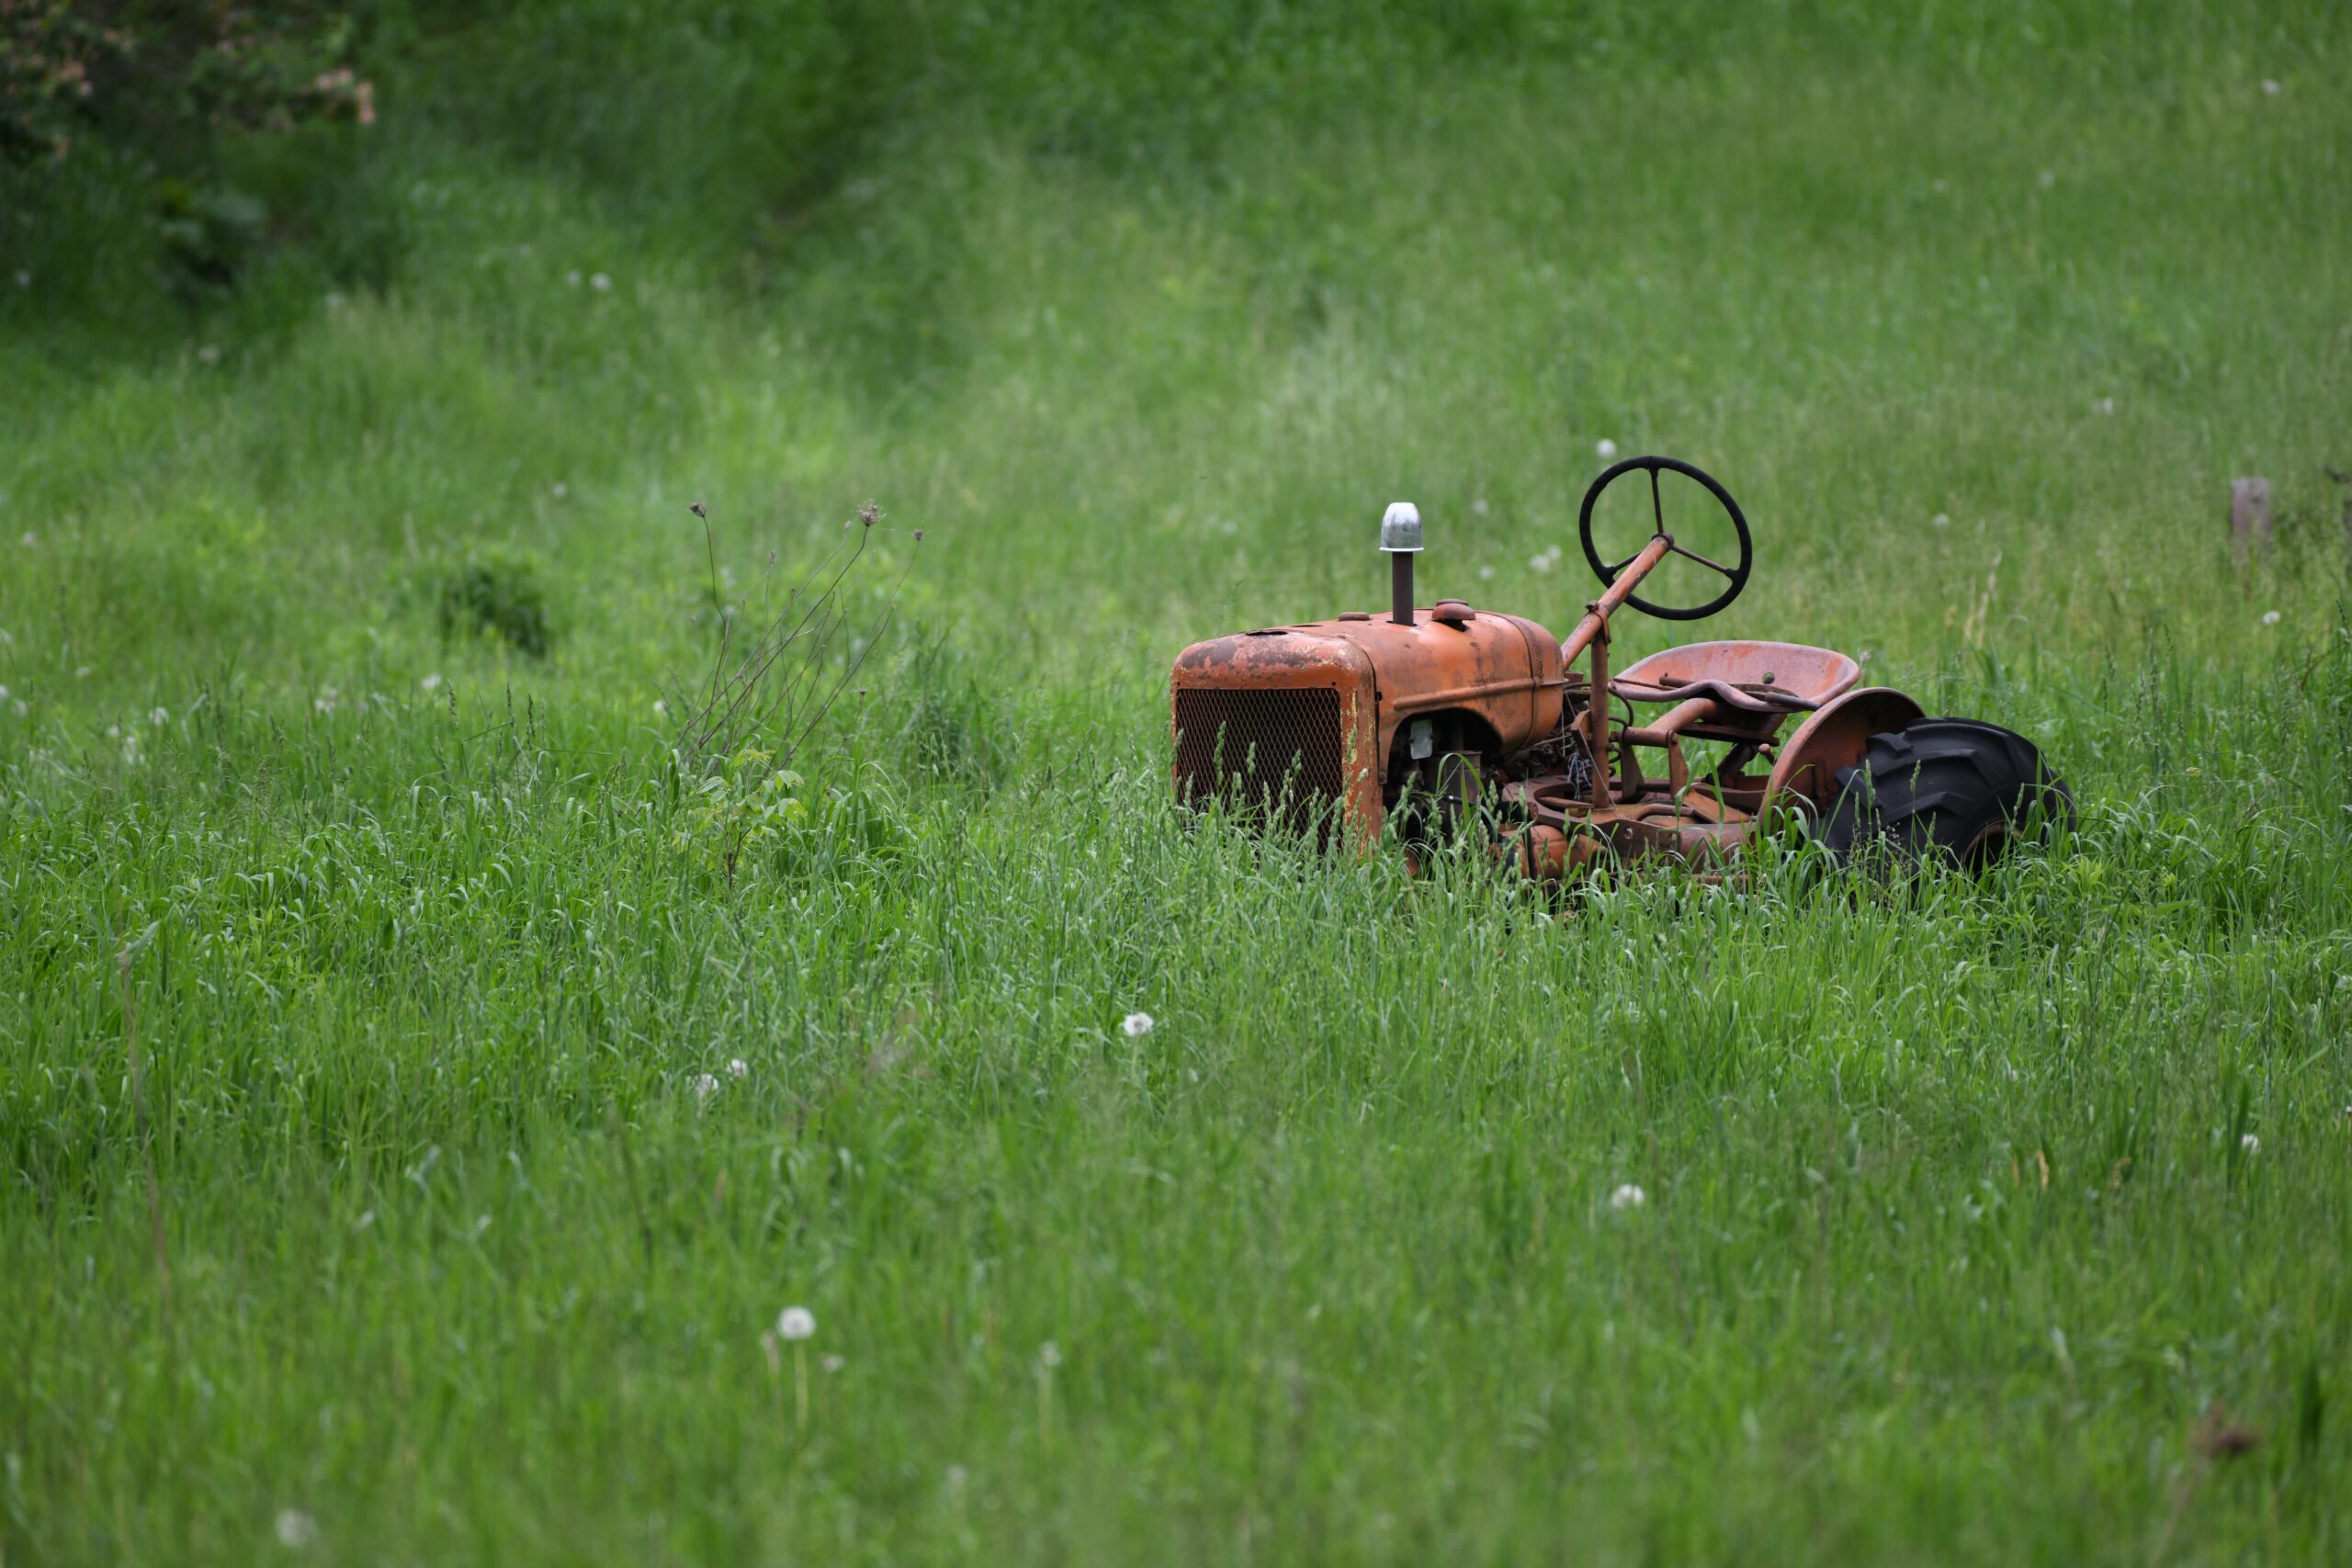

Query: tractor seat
1611;640;1860;714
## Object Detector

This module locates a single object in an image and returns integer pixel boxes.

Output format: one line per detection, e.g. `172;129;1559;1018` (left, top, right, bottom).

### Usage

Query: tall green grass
4;3;2351;1561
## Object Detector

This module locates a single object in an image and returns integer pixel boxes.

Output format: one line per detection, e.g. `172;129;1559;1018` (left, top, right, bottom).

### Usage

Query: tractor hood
1172;605;1564;761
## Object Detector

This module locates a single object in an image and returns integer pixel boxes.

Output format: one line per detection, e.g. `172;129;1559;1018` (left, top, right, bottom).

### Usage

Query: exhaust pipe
1381;502;1421;626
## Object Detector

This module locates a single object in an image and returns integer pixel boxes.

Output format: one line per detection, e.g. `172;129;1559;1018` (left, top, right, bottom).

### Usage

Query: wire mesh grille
1173;686;1348;840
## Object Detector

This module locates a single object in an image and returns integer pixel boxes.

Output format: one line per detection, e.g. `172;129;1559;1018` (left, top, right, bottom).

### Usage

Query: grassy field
6;3;2352;1561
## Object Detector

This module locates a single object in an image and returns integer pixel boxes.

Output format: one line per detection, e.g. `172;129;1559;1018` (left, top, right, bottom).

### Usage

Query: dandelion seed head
566;270;582;287
693;1072;719;1103
590;272;612;292
1609;1182;1646;1210
197;344;221;365
820;1354;845;1373
2261;610;2281;627
421;672;442;691
726;1057;748;1078
1122;1011;1154;1037
1595;438;1618;460
778;1305;816;1341
1038;1341;1062;1369
2261;78;2281;96
1530;554;1553;572
1932;513;1951;529
2241;1133;2260;1155
275;1509;318;1548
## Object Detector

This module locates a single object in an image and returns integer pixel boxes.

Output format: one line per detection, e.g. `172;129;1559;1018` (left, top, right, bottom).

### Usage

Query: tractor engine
1170;502;1574;845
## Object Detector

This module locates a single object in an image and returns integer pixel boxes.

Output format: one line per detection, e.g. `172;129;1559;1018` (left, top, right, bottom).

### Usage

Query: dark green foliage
436;547;553;656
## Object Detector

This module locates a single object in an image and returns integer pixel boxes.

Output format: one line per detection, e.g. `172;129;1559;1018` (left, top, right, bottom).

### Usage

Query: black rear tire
1821;717;2073;868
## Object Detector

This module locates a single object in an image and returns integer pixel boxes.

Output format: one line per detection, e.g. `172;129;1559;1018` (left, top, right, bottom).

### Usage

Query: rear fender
1762;686;1926;817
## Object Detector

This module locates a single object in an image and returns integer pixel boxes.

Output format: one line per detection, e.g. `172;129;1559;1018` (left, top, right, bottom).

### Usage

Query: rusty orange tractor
1170;456;2070;874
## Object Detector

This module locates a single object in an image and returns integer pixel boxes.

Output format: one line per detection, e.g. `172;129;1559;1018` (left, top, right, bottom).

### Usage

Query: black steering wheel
1577;455;1753;622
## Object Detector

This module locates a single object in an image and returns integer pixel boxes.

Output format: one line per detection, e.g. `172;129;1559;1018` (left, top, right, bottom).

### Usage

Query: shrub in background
436;547;553;658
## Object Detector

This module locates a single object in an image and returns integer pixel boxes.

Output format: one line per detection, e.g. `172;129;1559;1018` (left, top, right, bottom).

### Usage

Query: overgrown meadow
5;4;2351;1561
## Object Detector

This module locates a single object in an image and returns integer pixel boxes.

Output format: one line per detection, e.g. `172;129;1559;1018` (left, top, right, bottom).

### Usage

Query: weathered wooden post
2230;477;2273;567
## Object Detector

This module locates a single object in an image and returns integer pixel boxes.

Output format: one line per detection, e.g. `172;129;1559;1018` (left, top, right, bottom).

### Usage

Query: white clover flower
778;1305;816;1341
726;1057;749;1078
652;698;668;716
421;672;442;691
1595;438;1618;460
1122;1011;1154;1037
2241;1133;2260;1155
2261;611;2281;627
590;272;612;292
1037;1341;1062;1369
275;1509;318;1548
693;1072;720;1104
1609;1182;1646;1211
149;706;169;727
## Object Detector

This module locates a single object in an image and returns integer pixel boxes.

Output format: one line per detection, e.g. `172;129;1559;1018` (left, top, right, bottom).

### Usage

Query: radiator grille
1173;686;1348;840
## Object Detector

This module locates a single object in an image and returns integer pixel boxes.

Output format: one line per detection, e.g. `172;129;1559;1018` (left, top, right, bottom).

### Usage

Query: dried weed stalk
664;501;921;775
